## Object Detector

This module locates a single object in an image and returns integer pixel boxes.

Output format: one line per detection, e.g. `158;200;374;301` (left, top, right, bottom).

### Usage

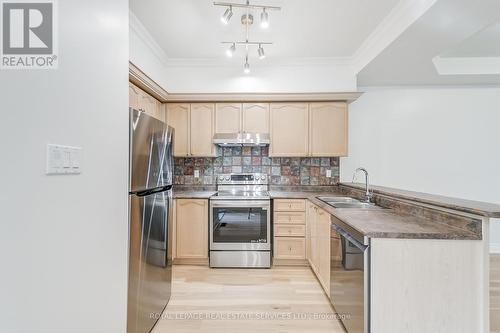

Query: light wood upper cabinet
242;103;269;133
166;103;190;157
190;103;215;156
129;82;164;121
175;199;208;259
309;102;348;157
270;103;309;157
215;103;242;133
129;83;141;110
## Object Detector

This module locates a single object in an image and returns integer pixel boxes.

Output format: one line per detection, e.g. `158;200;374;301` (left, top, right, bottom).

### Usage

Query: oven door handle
210;200;270;208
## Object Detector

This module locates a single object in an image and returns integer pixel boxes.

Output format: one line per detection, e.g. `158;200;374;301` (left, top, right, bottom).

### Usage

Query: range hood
213;132;270;147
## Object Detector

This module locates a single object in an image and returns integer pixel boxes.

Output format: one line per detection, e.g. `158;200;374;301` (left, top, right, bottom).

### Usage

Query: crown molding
129;10;170;67
162;56;353;68
129;61;362;103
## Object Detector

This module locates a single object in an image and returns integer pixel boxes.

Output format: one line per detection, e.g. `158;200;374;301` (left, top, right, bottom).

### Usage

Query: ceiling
130;0;400;61
358;0;500;86
441;21;500;58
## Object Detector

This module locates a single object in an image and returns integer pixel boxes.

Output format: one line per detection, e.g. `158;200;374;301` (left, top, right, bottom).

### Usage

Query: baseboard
273;258;309;266
490;243;500;254
173;258;209;266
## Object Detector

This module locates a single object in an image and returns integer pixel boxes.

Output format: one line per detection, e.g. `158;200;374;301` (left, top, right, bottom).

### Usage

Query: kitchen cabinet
166;103;190;157
175;199;208;259
306;202;330;295
166;103;215;157
190;103;215;156
215;103;270;134
129;82;164;121
242;103;270;133
309;102;348;156
215;103;242;133
273;199;307;263
270;103;309;157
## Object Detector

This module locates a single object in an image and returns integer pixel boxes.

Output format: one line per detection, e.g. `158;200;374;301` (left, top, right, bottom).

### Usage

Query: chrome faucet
352;167;373;203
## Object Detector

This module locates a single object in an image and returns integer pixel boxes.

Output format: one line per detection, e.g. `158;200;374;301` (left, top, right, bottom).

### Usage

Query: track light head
258;45;266;59
221;6;233;25
244;58;250;74
226;43;236;58
260;8;269;29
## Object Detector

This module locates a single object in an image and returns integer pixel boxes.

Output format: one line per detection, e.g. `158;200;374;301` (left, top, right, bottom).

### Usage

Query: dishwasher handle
331;224;368;252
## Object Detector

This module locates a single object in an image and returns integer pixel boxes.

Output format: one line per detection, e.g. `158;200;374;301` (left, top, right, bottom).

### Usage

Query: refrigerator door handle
130;184;173;197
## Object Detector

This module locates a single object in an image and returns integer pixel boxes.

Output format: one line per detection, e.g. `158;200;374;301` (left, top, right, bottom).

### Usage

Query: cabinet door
166;104;190;157
139;90;162;121
176;199;208;259
270;103;309;156
242;103;269;133
190;103;215;157
215;103;242;133
274;237;306;259
309;102;348;156
307;203;319;272
129;83;141;110
317;208;331;294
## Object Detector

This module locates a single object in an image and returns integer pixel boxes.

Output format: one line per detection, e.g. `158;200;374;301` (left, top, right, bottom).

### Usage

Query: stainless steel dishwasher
330;216;370;333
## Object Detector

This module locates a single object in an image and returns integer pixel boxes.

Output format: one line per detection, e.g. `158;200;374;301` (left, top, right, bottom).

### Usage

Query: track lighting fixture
226;43;236;57
244;57;250;74
258;44;265;59
260;8;269;29
221;6;233;24
214;1;280;72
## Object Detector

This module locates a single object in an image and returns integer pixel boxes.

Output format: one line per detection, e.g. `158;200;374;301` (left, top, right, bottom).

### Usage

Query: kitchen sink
316;196;360;203
317;196;383;210
328;202;382;209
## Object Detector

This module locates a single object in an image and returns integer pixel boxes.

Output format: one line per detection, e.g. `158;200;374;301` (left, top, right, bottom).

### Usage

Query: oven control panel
217;173;268;185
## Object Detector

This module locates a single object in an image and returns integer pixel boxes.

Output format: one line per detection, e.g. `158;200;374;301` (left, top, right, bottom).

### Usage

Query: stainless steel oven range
209;173;271;268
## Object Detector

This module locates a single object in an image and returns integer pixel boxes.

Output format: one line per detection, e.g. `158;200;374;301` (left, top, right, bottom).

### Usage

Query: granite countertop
269;191;480;240
341;183;500;218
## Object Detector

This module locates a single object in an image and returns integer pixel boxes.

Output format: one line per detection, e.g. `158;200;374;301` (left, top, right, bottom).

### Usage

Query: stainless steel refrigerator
128;108;174;333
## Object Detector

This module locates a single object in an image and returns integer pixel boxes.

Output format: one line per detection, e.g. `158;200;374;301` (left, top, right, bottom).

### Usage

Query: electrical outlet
326;169;332;178
194;170;200;178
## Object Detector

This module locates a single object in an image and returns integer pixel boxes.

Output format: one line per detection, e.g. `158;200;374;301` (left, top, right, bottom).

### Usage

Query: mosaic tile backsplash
174;146;340;186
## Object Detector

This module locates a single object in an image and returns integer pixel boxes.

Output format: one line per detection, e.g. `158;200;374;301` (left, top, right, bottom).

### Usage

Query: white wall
0;1;129;332
340;87;500;251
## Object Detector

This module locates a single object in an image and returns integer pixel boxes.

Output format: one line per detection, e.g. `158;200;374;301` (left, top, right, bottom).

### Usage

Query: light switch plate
194;169;200;178
326;169;332;178
46;144;82;175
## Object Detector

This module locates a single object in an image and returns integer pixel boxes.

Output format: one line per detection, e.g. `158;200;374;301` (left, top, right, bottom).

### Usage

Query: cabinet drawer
274;211;306;224
274;224;306;237
274;199;306;212
274;237;305;259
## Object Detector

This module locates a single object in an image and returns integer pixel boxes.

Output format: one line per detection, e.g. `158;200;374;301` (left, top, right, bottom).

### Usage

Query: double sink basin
317;196;383;210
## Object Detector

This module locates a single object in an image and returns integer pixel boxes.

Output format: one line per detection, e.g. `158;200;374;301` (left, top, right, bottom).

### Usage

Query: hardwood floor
151;255;500;332
152;265;345;333
492;254;500;332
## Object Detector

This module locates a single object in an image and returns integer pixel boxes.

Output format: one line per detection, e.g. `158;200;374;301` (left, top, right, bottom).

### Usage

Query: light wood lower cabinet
274;237;306;259
273;199;307;264
306;201;330;295
175;199;208;260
